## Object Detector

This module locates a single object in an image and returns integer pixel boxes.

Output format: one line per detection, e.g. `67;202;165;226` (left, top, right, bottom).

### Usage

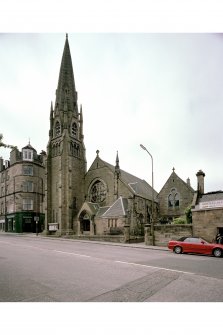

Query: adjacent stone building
0;144;45;233
157;168;194;223
192;170;223;242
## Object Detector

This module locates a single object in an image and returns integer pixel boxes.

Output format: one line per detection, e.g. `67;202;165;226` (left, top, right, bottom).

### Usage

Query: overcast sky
1;33;223;193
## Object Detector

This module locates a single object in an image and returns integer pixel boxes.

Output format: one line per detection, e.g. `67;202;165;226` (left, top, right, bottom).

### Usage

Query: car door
182;238;195;252
194;238;210;254
182;238;203;253
188;238;210;254
197;239;213;254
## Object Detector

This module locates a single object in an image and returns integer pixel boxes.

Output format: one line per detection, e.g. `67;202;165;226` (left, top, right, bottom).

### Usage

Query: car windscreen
177;237;187;241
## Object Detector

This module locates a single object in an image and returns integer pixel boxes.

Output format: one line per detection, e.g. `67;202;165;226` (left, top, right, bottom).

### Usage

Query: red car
168;236;223;257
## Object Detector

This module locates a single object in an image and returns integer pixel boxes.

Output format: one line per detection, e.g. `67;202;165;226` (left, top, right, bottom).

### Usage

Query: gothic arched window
168;188;180;208
71;122;78;137
55;121;61;137
89;180;107;203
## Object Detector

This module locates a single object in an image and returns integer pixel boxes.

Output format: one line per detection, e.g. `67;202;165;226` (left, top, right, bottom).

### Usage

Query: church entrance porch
79;211;93;235
81;218;90;234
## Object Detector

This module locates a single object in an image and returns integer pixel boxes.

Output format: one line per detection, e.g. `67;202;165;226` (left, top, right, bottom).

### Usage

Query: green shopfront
5;212;45;233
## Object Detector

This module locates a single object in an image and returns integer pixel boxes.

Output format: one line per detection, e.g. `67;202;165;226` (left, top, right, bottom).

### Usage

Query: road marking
0;240;91;258
0;239;195;273
52;250;91;258
115;260;195;275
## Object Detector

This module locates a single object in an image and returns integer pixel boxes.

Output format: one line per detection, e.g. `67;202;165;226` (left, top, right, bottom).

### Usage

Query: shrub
185;206;192;223
172;217;186;225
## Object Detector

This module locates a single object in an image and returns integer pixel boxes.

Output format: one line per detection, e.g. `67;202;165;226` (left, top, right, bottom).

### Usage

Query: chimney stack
186;177;191;187
196;170;205;195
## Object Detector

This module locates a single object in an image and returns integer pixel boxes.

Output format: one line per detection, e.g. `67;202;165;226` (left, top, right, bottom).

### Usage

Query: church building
0;35;199;244
43;34;160;241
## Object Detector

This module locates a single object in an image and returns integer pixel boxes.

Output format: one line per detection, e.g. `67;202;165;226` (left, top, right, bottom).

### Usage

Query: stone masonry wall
192;208;223;242
154;224;193;246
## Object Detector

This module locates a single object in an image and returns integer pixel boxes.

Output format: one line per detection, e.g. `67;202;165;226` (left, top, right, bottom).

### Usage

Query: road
1;233;223;302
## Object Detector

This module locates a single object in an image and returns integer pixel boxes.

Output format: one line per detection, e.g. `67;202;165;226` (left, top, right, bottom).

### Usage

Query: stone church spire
45;35;86;236
55;34;78;113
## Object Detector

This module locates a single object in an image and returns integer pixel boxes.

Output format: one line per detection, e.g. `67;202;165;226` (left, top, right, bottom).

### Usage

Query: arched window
71;122;78;137
70;142;80;157
55;121;61;137
168;188;180;208
89;180;107;203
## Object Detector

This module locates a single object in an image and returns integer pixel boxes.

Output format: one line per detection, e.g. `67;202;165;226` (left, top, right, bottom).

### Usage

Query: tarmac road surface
1;233;223;302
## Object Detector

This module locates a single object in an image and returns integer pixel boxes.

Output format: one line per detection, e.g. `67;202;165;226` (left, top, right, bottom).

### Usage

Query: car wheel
174;246;182;254
213;248;222;257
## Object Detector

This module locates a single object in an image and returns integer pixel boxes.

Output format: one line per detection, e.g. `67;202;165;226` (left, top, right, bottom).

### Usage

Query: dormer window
22;149;33;161
55;121;61;137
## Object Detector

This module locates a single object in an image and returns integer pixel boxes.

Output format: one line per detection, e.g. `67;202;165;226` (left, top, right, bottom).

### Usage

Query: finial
66;33;68;40
116;151;119;165
172;167;175;172
115;151;120;175
96;150;99;157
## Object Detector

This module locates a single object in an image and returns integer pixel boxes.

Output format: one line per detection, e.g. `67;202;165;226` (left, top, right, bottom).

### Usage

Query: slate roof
199;191;223;203
96;206;110;217
102;197;129;218
193;191;223;211
86;202;100;214
158;170;194;195
22;143;37;152
92;157;158;202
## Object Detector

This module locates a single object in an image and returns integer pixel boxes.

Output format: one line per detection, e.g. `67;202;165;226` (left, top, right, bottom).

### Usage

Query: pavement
0;232;169;251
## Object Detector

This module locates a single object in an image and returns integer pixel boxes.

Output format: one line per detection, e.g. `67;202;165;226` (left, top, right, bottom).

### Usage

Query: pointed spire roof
115;151;120;178
55;34;77;112
116;151;119;166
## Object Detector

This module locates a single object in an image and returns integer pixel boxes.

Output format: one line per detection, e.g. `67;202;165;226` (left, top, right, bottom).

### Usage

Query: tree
185;206;192;223
0;134;16;149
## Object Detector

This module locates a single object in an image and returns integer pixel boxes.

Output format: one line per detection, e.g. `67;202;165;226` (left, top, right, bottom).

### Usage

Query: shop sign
199;200;223;209
7;215;14;219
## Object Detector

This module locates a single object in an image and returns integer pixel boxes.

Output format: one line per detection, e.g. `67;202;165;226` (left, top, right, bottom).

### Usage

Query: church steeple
55;34;78;113
45;35;86;237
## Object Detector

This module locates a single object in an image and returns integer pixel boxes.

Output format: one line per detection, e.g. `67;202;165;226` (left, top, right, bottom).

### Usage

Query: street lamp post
140;144;154;245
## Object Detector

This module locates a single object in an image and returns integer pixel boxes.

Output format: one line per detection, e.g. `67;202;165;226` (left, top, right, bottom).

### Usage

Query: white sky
1;32;223;193
1;0;223;331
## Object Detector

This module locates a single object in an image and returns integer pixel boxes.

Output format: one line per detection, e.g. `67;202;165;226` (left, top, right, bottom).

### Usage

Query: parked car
168;236;223;257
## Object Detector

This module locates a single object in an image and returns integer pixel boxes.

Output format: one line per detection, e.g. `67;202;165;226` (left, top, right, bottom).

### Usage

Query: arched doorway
79;211;91;234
